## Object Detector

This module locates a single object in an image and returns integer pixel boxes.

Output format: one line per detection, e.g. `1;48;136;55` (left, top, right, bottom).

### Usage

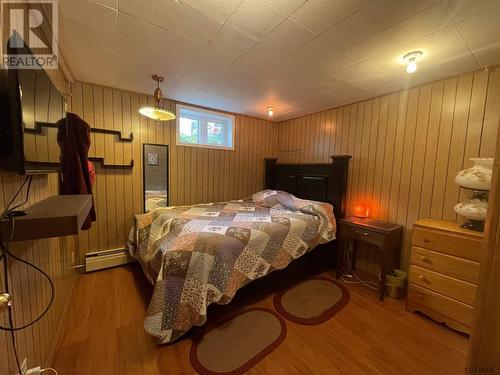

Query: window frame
176;104;235;151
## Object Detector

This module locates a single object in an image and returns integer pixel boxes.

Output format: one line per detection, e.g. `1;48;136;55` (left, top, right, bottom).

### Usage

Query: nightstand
336;217;404;300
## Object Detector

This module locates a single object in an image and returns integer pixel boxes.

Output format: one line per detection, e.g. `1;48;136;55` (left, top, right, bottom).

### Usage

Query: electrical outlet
20;358;27;375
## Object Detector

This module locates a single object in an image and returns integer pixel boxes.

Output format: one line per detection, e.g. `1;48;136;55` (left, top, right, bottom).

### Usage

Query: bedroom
0;0;499;374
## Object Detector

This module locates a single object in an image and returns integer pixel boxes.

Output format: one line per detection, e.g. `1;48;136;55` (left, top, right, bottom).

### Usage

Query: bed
128;156;350;344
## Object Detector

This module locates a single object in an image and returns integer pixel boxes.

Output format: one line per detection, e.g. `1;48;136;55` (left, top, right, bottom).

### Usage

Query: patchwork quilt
128;190;336;344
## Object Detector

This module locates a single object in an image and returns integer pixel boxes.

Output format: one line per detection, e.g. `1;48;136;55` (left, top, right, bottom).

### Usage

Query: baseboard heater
85;248;134;272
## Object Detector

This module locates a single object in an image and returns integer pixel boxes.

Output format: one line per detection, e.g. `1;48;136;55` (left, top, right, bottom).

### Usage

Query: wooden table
336;217;403;300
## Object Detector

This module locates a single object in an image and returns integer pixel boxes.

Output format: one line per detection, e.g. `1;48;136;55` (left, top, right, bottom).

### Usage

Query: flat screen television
0;31;66;175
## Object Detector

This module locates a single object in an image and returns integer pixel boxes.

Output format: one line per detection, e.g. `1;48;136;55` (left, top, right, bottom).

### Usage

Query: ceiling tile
263;18;316;53
72;50;118;86
118;0;177;28
442;0;500;23
197;46;239;69
153;31;205;73
59;0;117;33
290;0;369;34
333;62;388;91
209;24;259;57
169;3;223;44
93;0;117;9
238;42;299;76
64;19;115;53
457;10;500;53
473;45;500;67
114;55;154;85
388;3;453;45
116;36;160;63
180;0;243;23
424;53;479;79
344;31;401;61
264;0;307;16
117;12;167;46
172;73;211;97
289;36;340;66
321;0;436;49
226;0;287;39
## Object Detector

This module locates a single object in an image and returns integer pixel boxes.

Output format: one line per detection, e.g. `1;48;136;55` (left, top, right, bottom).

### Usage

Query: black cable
9;175;33;212
0;242;55;331
2;175;30;217
2;243;22;374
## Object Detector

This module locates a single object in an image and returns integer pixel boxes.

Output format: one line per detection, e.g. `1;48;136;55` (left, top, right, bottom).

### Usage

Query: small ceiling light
267;106;274;116
403;51;423;74
139;74;176;121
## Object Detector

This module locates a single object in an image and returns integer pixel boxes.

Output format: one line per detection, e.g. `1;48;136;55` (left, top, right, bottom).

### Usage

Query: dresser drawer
410;246;480;284
340;224;385;247
408;284;474;327
409;265;477;305
413;227;482;261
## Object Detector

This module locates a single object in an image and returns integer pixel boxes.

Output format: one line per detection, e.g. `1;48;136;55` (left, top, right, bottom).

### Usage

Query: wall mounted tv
0;32;66;175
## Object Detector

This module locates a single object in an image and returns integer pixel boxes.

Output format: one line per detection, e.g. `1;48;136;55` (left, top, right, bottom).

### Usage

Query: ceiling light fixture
267;106;274;117
139;74;176;121
403;51;423;74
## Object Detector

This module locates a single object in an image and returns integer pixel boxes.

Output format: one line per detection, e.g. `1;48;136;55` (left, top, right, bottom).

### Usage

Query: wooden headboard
265;156;351;219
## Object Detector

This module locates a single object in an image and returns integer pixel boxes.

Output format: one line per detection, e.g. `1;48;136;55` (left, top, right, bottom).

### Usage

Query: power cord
41;368;58;375
340;241;379;290
0;175;56;374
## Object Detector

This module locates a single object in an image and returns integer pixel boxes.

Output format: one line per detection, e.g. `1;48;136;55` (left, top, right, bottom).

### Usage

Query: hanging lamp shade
139;74;176;121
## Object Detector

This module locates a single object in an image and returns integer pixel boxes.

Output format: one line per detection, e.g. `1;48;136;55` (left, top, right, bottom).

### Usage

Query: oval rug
273;277;350;325
190;307;286;375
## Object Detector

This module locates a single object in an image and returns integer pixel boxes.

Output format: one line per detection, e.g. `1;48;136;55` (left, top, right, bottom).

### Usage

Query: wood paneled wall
70;82;279;258
0;173;78;374
277;68;500;272
0;68;77;374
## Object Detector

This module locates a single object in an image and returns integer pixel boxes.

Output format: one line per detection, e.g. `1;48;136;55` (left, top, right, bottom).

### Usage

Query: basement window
176;104;235;150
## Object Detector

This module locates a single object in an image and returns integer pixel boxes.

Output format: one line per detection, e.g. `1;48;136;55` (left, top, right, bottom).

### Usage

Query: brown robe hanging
56;112;96;230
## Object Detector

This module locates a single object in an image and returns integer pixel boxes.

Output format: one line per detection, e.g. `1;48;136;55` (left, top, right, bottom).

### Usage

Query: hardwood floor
52;264;468;374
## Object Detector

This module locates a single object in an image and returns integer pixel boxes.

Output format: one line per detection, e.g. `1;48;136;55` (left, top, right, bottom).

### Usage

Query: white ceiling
58;0;500;121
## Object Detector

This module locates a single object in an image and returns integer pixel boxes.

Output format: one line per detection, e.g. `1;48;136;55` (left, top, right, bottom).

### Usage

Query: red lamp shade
353;205;370;218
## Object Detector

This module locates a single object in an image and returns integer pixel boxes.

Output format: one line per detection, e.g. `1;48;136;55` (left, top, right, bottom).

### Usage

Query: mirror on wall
143;144;168;212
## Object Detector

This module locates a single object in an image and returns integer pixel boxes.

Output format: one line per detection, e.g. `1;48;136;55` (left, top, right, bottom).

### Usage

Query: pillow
251;190;294;208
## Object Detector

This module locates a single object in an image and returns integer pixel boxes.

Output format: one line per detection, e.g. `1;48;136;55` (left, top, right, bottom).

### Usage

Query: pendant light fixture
139;74;176;121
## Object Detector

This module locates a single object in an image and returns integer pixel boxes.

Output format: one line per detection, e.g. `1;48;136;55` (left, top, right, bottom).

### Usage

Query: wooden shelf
25;158;134;171
0;195;92;242
25;121;134;142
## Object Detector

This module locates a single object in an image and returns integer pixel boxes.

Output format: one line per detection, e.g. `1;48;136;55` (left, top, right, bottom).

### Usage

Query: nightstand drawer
341;224;385;247
413;227;482;261
409;265;477;305
408;284;474;327
410;247;480;284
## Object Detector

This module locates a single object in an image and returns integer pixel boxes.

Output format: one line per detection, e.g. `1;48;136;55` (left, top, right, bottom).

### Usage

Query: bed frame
265;155;351;220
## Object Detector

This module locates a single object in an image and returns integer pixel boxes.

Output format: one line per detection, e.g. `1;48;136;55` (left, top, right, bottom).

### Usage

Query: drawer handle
354;230;369;237
423;238;430;243
416;293;423;299
420;255;428;262
418;275;426;282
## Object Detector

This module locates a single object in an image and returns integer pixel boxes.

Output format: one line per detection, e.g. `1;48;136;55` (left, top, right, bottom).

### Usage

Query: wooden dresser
407;219;483;334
